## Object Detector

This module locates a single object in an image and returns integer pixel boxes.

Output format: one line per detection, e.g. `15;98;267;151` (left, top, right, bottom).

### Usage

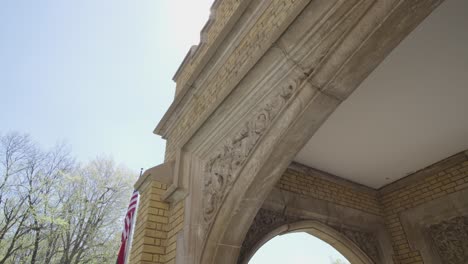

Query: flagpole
116;169;143;264
124;168;143;263
124;191;139;264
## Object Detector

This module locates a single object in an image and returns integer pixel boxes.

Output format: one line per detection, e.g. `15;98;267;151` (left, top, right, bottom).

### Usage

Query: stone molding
261;187;394;264
400;188;468;264
156;0;252;138
334;226;381;263
149;0;447;263
172;0;250;89
202;80;301;234
156;0;312;160
238;209;300;263
197;0;378;241
238;208;377;264
134;161;174;190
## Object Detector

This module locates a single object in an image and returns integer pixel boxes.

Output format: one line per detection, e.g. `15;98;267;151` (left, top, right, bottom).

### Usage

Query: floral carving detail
335;227;380;263
428;215;468;264
239;210;380;264
203;82;299;228
238;209;300;263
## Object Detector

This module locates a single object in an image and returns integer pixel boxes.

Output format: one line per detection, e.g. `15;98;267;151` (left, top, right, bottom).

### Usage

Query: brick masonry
130;181;172;264
131;152;468;263
129;176;185;264
173;0;245;95
278;165;382;216
130;180;169;264
380;152;468;264
162;201;184;264
163;0;309;161
142;0;466;262
274;152;468;264
154;1;313;261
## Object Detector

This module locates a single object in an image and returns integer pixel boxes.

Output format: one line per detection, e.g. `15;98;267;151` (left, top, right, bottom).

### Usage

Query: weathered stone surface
159;0;311;161
203;81;300;233
238;209;300;263
238;207;382;264
428;216;468;264
128;0;468;263
336;227;381;263
387;153;468;264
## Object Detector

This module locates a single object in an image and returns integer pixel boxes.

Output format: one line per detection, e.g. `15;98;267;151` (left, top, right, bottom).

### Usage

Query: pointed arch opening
249;232;350;264
242;221;374;264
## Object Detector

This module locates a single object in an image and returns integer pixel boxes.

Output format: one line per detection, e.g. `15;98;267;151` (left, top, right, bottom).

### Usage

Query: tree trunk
30;219;40;264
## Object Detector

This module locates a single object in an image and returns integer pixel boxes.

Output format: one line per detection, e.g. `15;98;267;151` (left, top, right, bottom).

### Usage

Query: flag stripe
117;191;139;264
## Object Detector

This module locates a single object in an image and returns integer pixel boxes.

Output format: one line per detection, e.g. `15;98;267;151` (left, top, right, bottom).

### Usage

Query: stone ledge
155;0;251;137
134;161;175;190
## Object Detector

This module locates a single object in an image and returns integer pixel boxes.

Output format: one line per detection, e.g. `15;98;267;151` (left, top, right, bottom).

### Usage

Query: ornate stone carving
334;226;380;263
238;209;300;263
428;215;468;264
203;81;300;228
239;209;381;263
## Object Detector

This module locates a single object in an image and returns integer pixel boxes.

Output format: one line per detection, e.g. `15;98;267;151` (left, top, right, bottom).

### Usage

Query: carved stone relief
334;226;381;263
238;209;300;263
427;215;468;264
239;209;380;264
202;80;301;231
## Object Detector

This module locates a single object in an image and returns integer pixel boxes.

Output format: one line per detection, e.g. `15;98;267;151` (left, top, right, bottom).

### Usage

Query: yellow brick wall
278;167;382;216
278;154;468;264
129;175;186;264
130;180;169;264
380;157;468;264
161;201;184;264
174;0;245;94
131;160;468;264
165;0;308;161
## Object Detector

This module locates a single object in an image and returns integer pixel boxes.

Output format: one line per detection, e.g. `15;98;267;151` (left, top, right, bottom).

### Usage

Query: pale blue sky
250;233;349;264
0;1;347;262
1;0;212;171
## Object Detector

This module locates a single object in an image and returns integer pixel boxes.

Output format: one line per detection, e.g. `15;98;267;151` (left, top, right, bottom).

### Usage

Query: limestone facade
128;0;468;263
130;150;468;263
240;152;468;264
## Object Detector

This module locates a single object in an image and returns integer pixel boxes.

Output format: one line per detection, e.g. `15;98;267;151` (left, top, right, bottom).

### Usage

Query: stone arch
240;220;375;264
199;77;332;264
195;0;444;263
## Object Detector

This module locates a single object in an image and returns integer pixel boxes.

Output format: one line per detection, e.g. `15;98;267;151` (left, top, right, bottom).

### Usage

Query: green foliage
0;132;135;264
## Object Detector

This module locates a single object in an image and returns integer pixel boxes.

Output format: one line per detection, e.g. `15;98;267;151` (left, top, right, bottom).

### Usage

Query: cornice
172;0;225;82
155;0;251;137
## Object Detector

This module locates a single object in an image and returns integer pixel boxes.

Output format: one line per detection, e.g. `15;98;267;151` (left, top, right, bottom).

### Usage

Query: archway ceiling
294;0;468;188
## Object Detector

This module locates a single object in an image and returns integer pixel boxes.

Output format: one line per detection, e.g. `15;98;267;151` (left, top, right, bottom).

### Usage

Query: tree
0;133;46;263
57;158;133;264
0;132;134;264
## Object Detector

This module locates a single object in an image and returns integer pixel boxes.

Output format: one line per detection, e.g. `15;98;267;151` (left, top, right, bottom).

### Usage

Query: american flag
117;190;139;264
